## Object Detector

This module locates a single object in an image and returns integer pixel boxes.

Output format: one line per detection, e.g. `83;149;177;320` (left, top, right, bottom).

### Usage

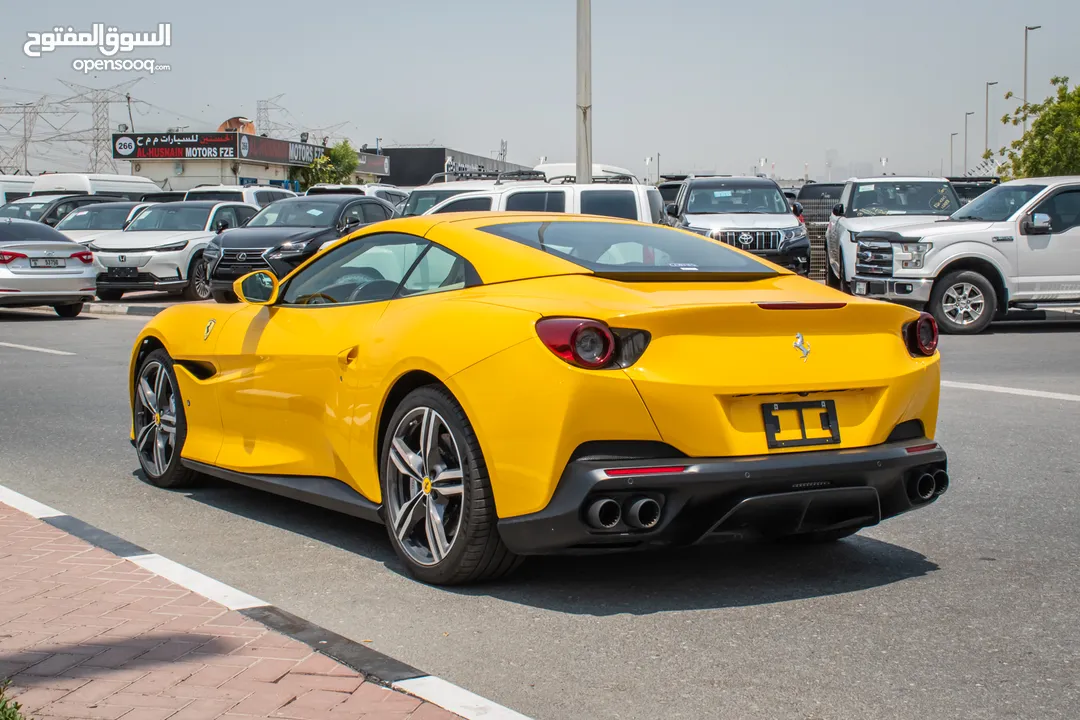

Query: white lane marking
942;380;1080;403
0;485;66;519
393;676;534;720
0;341;76;356
127;553;269;610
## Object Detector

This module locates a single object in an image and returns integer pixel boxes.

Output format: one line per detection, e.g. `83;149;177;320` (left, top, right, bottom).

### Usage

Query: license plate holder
30;257;65;268
854;281;867;295
761;400;841;449
107;267;139;279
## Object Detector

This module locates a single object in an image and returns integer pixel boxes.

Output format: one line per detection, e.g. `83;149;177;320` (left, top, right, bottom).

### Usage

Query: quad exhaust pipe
908;469;950;503
625;497;661;529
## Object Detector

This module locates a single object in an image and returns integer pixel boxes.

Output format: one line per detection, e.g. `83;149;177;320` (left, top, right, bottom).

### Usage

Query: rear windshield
0;220;70;242
402;189;468;216
658;184;682;202
797;184;844;200
56;205;135;231
0;199;51;221
479;221;777;275
185;190;244;202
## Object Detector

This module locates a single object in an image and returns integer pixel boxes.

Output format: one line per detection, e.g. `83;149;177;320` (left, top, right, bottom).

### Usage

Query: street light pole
950;132;958;176
1023;25;1041;135
985;81;998;156
575;0;592;184
964;112;975;174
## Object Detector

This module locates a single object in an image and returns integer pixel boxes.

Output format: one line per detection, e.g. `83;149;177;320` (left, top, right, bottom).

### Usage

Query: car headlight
151;240;189;253
848;230;860;242
266;238;315;260
896;241;931;270
782;226;807;242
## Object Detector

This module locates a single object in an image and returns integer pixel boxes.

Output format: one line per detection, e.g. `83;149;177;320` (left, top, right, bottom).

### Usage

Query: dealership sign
238;134;327;166
112;133;237;159
356;151;390;176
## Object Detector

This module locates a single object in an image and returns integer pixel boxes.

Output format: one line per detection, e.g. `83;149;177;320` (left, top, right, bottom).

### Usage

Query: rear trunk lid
1;240;86;275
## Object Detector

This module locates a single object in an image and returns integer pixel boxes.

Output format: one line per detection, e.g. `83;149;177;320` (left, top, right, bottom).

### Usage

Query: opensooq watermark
23;23;172;75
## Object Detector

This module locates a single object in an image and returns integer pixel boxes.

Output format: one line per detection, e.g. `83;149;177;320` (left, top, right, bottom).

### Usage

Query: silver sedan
0;218;97;317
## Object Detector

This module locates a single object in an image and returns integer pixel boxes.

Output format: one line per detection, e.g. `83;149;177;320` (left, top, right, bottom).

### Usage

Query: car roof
73;201;143;208
847;176;948;183
151;200;226;208
1003;175;1080;185
6;194;84;204
278;194;373;205
686;176;778;186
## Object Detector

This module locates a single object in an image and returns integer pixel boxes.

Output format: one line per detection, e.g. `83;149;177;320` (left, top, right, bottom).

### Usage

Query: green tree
291;140;361;189
986;76;1080;179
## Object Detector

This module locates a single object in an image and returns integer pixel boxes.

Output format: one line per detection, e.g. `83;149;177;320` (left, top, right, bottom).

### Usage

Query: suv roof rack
946;176;1000;183
494;170;548;185
426;170;502;184
547;173;638;185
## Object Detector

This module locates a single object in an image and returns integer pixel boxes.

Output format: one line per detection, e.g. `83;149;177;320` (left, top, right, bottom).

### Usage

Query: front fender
926;242;1013;285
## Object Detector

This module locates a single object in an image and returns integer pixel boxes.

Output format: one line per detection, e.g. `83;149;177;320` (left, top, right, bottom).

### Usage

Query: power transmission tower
497;139;508;162
0;95;78;174
256;94;286;137
55;79;142;172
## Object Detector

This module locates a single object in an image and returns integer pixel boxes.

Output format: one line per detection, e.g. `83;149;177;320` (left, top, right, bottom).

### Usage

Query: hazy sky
1;0;1076;180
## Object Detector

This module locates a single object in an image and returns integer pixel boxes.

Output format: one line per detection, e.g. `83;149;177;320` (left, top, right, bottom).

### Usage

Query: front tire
182;255;211;302
929;270;996;335
53;303;83;318
133;349;196;489
380;386;521;585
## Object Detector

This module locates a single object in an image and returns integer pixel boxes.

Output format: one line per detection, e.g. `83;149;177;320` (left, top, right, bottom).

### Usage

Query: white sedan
0;218;97;317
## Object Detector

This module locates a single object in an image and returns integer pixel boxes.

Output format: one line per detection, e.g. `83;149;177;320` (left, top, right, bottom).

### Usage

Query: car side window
49;201;78;223
580;190;638;220
211;206;239;230
362;202;389;223
505;191;566;212
433;196;492;213
399;245;471;297
234;205;257;225
341;202;366;225
646;188;664;224
253;191;272;207
281;233;428;306
1033;188;1080;233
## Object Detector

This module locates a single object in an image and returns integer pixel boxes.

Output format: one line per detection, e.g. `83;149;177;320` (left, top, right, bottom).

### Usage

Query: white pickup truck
851;176;1080;334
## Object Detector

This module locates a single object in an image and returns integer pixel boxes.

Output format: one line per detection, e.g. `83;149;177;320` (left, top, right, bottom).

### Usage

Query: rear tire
96;289;124;302
182;255;211;302
133;349;196;489
929;270;996;335
380;385;521;585
53;303;83;318
211;289;238;304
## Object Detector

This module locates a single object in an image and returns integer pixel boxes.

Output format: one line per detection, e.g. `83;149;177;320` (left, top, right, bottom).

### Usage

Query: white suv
852;176;1080;334
184;185;296;207
399;171;550;216
424;179;666;224
825;176;962;289
88;201;258;302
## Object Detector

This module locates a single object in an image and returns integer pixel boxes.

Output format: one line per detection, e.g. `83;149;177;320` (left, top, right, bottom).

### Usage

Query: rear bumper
497;438;948;555
0;269;96;306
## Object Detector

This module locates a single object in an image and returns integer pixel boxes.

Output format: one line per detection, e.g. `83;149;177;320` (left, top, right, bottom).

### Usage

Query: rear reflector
604;466;687;477
756;302;847;310
904;442;939;454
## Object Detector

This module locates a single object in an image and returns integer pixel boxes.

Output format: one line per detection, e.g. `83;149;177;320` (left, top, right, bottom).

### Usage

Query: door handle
337;345;359;366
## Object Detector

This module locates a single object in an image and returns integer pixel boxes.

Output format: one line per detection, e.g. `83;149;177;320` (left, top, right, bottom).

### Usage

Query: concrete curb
0;484;533;720
84;302;171;317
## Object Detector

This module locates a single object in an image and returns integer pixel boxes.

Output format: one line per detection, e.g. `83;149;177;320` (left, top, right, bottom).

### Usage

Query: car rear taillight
535;318;651;370
70;251;93;264
0;250;27;265
903;312;938;356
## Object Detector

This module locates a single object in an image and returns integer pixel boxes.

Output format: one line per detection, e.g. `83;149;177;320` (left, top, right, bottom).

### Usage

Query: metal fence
798;198;835;283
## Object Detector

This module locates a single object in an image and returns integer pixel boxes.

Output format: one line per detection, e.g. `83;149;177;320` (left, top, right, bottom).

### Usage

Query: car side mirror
43;216;58;227
792;202;803;216
216;220;230;233
832;203;844;217
1025;212;1052;235
664;203;679;217
339;216;362;232
233;270;279;305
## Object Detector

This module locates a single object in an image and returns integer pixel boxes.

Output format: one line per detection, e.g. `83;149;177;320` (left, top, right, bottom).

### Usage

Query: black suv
205;194;395;302
0;194;119;227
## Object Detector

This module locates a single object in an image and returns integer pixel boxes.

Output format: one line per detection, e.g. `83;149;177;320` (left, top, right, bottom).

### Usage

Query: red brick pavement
0;504;461;720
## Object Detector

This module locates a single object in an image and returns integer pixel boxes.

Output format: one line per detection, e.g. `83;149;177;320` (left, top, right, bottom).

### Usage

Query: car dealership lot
1;310;1078;720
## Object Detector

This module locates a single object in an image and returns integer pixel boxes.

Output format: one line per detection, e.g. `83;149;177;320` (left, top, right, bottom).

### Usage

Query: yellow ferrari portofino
128;213;948;584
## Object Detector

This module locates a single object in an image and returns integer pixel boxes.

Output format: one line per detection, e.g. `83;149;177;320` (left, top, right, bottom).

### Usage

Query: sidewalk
0;503;460;720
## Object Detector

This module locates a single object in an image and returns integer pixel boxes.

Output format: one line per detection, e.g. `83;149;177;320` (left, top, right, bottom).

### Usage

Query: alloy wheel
385;407;465;566
942;282;985;325
134;361;177;478
191;259;211;299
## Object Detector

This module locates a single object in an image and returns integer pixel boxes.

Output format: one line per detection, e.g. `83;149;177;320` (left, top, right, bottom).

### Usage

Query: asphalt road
1;308;1078;720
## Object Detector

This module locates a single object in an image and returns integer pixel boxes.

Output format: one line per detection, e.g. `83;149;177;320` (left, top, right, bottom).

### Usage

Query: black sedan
204;195;395;302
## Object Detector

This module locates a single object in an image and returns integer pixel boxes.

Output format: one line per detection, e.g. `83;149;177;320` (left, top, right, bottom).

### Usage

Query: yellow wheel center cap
422;477;432;495
153;413;160;426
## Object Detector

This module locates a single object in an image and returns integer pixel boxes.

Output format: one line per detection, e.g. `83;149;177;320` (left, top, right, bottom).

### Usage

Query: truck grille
855;239;893;277
715;230;781;252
